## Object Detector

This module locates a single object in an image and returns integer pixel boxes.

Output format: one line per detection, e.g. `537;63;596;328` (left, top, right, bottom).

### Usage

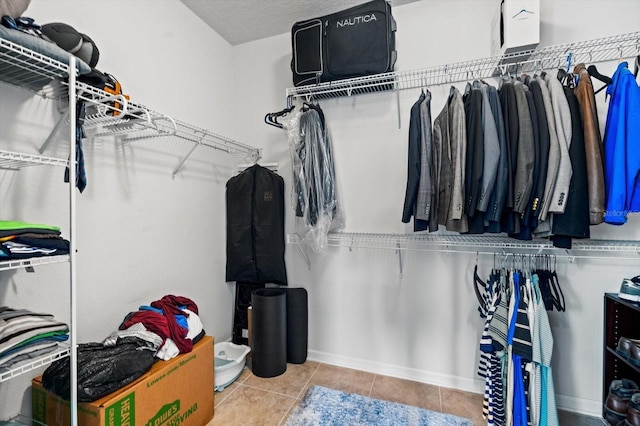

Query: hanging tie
64;100;87;193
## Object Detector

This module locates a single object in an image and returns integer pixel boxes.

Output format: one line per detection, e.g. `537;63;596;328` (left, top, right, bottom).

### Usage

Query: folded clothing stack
0;220;70;260
0;306;69;373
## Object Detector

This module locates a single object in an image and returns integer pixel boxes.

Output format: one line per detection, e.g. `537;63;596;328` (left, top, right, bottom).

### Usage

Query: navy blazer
402;93;428;231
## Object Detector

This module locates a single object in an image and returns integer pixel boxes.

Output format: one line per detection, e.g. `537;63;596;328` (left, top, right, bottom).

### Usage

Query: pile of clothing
42;294;204;402
111;294;205;360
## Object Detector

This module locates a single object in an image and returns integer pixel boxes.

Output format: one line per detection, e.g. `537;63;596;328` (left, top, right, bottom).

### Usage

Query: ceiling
180;0;419;46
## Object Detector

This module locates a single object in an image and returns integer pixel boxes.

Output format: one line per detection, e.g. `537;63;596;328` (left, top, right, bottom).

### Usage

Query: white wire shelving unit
285;30;640;266
0;343;71;384
0;29;261;425
0;35;81;426
0;151;74;393
286;31;640;100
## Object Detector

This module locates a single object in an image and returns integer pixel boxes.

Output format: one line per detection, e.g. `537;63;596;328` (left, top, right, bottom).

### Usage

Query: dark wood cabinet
603;293;640;417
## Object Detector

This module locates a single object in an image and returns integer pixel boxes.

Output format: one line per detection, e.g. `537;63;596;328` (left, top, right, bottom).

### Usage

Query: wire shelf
0;150;69;170
79;85;261;174
0;37;69;93
0;343;70;383
0;255;70;272
288;232;640;259
286;31;640;100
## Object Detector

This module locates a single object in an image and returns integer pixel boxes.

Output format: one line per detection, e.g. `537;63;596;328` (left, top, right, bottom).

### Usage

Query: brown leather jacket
574;63;605;225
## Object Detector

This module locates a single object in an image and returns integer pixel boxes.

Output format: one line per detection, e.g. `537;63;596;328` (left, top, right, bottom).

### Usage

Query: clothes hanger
473;252;489;316
264;105;295;129
549;255;566;312
587;64;613;95
587;65;612;85
535;255;555;311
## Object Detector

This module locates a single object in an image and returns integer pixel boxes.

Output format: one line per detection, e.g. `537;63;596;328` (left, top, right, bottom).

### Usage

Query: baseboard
307;350;603;418
555;394;603;418
307;349;485;394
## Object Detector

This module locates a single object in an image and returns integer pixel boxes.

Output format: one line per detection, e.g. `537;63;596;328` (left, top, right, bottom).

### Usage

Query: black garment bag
225;164;287;285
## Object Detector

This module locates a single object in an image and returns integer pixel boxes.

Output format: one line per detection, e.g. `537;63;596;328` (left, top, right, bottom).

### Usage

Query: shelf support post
67;55;78;426
172;134;205;178
40;110;70;154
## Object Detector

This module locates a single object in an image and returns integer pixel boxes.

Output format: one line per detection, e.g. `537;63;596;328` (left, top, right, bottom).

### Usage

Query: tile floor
208;360;606;425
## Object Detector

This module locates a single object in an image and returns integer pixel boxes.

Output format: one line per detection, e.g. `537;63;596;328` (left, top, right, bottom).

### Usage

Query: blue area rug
286;385;474;425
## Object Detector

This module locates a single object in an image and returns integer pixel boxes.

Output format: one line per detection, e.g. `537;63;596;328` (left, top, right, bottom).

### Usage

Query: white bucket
214;342;251;392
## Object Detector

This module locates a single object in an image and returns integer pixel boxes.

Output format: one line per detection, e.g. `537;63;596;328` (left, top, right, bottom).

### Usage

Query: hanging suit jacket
463;82;485;234
485;85;509;231
477;83;500;213
512;80;535;214
498;78;519;234
512;83;541;240
226;164;288;285
402;92;428;231
603;61;640;224
416;91;433;224
574;63;605;225
446;86;469;233
536;75;561;226
544;72;573;215
434;98;452;227
526;77;550;224
429;94;442;232
551;88;590;248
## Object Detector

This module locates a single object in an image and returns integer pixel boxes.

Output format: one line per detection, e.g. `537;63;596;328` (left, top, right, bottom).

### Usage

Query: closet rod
286;31;640;100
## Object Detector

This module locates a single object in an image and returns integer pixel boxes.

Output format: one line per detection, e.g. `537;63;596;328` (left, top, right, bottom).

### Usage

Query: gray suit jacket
513;80;535;213
434;99;452;226
416;91;433;222
446;86;468;233
544;72;573;214
477;83;500;212
536;76;560;222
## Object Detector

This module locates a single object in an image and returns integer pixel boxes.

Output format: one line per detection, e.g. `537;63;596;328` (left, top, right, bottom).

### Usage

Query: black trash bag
42;336;156;402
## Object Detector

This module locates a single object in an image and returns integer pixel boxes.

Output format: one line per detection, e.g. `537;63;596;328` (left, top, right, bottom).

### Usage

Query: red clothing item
121;310;173;341
150;295;199;353
121;295;199;354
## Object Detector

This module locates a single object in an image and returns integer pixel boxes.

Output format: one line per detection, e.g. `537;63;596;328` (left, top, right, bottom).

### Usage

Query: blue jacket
603;62;640;225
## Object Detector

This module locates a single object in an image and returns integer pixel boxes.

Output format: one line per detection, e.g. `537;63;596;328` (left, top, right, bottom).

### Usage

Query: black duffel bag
291;0;397;87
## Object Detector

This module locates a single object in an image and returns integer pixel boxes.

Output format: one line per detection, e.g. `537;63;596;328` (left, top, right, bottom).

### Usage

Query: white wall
0;0;242;419
0;0;639;421
231;0;640;417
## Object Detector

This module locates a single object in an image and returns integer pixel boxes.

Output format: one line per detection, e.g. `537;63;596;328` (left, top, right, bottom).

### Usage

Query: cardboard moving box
32;335;214;426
